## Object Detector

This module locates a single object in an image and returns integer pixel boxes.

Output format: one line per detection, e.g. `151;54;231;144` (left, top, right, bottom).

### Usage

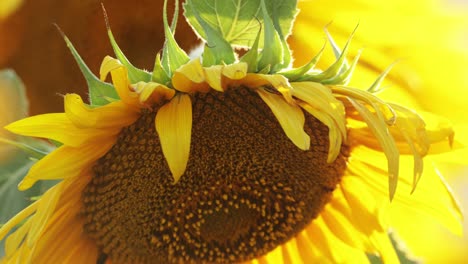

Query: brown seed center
82;87;348;264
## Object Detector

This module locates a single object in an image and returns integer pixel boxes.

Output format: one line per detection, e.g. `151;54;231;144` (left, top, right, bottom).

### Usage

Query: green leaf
57;25;119;107
183;0;298;49
161;0;190;76
102;5;152;83
184;0;235;66
0;69;28;122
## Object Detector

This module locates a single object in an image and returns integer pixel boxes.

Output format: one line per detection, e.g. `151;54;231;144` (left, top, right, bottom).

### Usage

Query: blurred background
0;0;467;262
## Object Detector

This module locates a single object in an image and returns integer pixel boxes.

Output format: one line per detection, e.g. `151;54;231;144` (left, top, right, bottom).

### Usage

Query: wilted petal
257;88;310;150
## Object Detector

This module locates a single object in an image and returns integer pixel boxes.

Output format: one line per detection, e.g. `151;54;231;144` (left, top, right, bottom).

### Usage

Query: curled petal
257;88;310;150
100;56;140;105
222;62;248;80
242;74;290;91
134;82;175;104
156;94;193;183
99;55;123;81
291;82;347;141
203;65;224;92
64;94;139;129
299;102;343;163
172;59;210;93
348;98;400;201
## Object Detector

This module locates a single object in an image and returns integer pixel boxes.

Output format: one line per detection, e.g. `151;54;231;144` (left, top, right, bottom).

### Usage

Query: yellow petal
134;81;175;104
4;236;31;263
421;111;455;148
339;176;386;232
222;62;248;80
99;55;123;81
27;183;63;247
18;139;115;190
0;201;38;242
304;217;370;263
291;82;347;162
369;231;400;264
203;65;224;92
295;232;326;263
155;94;192;183
100;56;139;106
350;146;463;235
291;82;347;141
349;98;400;200
30;194;98;263
172;58;210;93
257;244;284;263
281;238;302;264
257;88;310;150
5;217;32;258
4;113;119;147
64;94;139;129
242;74;294;103
320;203;367;250
299;102;343;163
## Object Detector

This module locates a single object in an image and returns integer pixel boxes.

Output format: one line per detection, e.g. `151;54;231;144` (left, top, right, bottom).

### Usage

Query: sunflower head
0;0;460;263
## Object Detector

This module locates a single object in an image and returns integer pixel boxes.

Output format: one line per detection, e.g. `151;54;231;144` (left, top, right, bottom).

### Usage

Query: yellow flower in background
291;0;468;262
0;0;22;19
0;0;462;263
292;0;468;123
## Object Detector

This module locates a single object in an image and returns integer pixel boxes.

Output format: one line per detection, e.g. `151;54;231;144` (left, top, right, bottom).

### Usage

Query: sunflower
0;1;462;263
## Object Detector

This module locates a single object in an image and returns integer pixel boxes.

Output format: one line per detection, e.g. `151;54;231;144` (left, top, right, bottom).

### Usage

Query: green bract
59;0;389;113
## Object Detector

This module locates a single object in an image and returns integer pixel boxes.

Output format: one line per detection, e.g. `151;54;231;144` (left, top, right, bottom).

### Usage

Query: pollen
81;87;349;263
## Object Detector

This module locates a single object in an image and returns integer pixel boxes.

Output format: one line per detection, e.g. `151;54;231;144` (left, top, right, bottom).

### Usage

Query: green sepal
200;33;236;67
299;28;356;82
368;61;399;93
57;25;118;106
270;4;293;71
161;0;190;76
325;26;349;71
275;38;292;72
239;29;262;72
258;64;271;74
279;41;326;81
257;0;284;73
322;49;362;85
152;53;171;85
102;6;151;83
